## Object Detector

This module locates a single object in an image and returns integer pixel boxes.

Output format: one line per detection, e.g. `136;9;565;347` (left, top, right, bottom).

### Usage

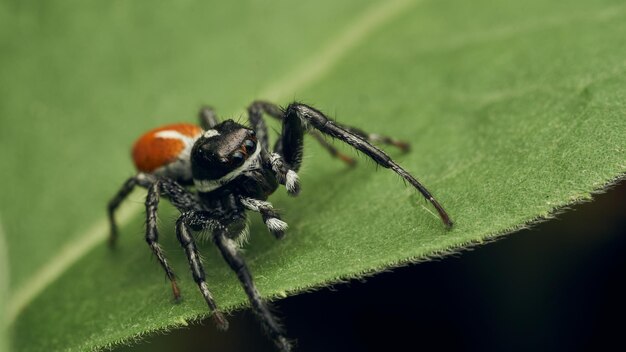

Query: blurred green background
1;0;625;351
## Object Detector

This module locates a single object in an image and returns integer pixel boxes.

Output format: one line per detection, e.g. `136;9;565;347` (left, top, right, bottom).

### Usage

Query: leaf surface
1;0;625;351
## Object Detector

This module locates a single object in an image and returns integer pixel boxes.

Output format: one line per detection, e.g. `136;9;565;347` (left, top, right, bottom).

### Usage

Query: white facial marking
203;129;220;139
193;145;262;192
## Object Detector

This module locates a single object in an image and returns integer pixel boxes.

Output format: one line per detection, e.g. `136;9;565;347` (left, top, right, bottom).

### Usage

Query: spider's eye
231;151;245;166
243;139;256;153
248;129;256;137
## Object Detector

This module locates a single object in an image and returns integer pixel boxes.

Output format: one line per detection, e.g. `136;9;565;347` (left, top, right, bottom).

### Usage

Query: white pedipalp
265;218;288;233
240;198;273;212
285;170;300;194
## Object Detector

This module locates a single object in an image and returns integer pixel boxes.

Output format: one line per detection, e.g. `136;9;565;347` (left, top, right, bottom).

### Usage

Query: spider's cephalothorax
190;120;277;198
108;101;453;352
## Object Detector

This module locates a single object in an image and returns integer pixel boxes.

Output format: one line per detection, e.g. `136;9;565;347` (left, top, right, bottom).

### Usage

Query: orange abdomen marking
132;123;202;173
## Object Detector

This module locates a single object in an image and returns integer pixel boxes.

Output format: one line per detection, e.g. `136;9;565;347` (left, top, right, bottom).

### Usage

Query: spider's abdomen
132;123;202;181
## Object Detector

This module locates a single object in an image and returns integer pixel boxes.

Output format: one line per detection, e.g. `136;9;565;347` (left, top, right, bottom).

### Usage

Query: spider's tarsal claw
171;280;182;302
273;230;286;240
394;140;411;153
213;311;229;331
337;152;357;167
276;336;293;352
108;233;117;248
429;196;453;229
443;216;454;229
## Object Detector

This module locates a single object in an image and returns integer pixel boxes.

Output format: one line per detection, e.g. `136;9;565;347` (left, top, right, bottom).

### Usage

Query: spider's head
191;120;260;191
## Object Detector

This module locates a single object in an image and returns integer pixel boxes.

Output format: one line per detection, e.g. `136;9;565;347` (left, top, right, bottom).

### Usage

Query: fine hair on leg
337;124;410;152
239;197;289;239
284;102;453;228
176;212;228;330
145;181;181;300
108;173;156;247
248;100;356;166
267;153;301;196
213;225;292;352
247;101;275;150
107;176;139;247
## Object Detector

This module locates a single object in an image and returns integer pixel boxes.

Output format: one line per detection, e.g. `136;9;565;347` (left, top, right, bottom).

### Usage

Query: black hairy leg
267;152;301;196
108;176;140;247
338;124;410;152
283;102;453;228
212;223;292;352
107;174;156;247
145;181;181;300
240;197;289;239
109;174;200;300
245;101;302;195
108;174;199;247
248;100;357;166
175;212;228;330
247;101;276;150
199;105;220;130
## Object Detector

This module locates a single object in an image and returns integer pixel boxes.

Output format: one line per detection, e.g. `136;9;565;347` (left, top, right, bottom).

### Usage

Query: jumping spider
108;101;452;351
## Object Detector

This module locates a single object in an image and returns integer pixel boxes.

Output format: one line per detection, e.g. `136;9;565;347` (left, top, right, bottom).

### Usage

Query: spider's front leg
246;102;300;196
212;222;293;352
248;100;412;167
248;100;357;166
282;102;453;228
240;197;289;239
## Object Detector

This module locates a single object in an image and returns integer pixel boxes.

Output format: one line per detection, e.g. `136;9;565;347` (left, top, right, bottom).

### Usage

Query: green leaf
0;220;9;352
2;0;625;351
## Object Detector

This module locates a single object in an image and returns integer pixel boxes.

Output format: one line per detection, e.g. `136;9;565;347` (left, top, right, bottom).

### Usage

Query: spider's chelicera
108;101;452;352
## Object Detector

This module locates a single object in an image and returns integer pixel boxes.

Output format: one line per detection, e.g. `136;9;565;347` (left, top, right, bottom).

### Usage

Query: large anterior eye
231;151;245;166
243;139;256;153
